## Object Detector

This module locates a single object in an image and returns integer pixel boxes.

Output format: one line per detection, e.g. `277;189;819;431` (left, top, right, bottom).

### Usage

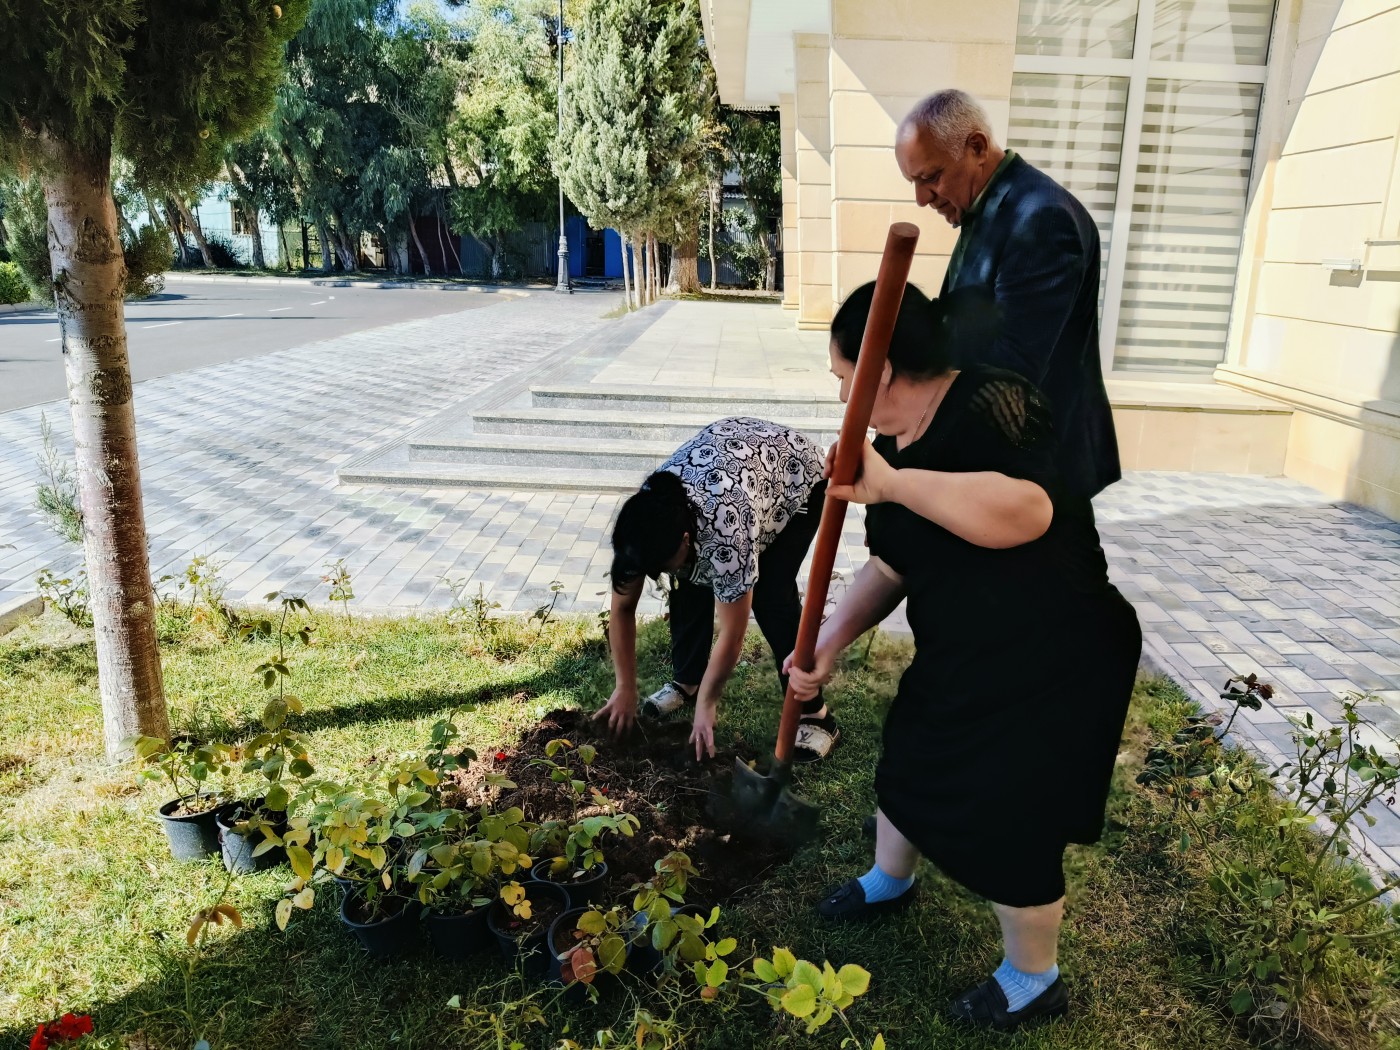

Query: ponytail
610;470;693;592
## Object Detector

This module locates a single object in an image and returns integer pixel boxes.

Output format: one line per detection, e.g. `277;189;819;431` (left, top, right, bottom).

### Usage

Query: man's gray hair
903;90;997;158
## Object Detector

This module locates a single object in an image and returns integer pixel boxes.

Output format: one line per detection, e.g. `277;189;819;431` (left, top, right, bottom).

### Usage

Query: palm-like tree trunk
39;132;169;761
619;230;633;310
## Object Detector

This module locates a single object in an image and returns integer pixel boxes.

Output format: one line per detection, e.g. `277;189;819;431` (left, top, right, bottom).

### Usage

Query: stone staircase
338;383;846;492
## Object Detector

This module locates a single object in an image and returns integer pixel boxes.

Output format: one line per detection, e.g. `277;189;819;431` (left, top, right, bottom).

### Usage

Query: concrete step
473;406;843;444
530;382;844;417
338;461;644;493
409;434;672;472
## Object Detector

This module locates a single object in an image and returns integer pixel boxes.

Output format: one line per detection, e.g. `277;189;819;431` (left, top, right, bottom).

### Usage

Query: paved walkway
2;290;1398;870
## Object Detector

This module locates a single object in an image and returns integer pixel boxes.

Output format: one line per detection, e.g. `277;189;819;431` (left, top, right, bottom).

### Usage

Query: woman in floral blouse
594;418;839;762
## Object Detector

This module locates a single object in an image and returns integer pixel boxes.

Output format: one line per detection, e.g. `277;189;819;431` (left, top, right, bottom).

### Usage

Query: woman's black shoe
815;878;916;920
948;975;1069;1032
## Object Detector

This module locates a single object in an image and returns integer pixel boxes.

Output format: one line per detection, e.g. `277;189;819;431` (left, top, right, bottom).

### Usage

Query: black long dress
865;365;1141;908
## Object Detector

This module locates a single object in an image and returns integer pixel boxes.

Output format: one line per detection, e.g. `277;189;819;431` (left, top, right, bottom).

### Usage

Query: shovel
729;222;920;843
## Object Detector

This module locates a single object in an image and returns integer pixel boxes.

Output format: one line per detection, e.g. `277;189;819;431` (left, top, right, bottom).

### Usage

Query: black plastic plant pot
425;905;492;962
627;904;708;976
547;906;633;1001
215;799;286;875
486;881;570;978
530;860;610;909
339;891;419;958
157;795;223;861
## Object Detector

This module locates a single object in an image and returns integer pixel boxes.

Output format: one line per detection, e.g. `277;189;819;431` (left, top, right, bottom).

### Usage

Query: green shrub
0;260;28;303
123;222;170;299
1138;675;1400;1041
3;177;52;303
203;231;245;269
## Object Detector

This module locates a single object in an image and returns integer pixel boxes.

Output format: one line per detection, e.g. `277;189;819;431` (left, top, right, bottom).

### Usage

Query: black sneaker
815;878;916;921
948;975;1069;1032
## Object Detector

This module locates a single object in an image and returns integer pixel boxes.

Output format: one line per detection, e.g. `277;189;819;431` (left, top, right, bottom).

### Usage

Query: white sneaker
642;681;695;718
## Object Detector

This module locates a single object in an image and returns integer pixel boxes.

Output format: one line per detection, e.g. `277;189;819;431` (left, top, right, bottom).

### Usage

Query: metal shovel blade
728;756;821;844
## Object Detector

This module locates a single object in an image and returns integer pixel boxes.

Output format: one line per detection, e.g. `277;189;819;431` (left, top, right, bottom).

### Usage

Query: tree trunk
174;196;214;268
315;216;334;271
40;134;169;761
765;232;776;293
649;233;660;300
707;183;718;291
162;200;189;267
279;225;293;271
245;204;266;269
674;236;700;294
330;214;357;272
619;231;633;310
408;218;433;277
632;236;646;305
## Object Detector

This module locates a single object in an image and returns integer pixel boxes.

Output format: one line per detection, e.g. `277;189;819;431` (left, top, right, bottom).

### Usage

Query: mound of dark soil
446;709;794;906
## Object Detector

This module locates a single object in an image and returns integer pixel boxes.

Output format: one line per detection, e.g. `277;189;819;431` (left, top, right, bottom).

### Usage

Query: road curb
162;273;531;296
0;301;44;316
0;593;43;636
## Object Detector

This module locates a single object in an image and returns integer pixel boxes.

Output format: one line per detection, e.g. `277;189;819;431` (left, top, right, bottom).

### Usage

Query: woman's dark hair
830;280;994;379
610;470;693;592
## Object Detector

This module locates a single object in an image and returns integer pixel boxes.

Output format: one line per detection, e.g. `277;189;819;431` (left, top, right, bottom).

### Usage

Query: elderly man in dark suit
895;89;1120;500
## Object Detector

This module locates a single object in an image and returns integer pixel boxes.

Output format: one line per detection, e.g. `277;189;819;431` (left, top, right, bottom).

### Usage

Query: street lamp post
554;0;571;294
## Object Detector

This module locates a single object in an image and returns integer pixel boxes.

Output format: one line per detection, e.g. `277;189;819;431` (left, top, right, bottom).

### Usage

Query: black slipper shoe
948;975;1069;1032
815;878;916;921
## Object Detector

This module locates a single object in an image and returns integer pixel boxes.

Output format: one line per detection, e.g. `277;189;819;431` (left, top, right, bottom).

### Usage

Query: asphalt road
0;279;504;411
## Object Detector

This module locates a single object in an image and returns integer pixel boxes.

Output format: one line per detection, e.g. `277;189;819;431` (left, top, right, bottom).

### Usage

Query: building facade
700;0;1400;518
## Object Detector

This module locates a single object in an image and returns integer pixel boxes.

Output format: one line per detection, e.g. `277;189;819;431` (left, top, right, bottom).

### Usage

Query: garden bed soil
445;709;795;906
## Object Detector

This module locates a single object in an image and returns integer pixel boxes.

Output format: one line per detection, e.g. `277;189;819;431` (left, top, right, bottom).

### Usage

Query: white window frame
1012;0;1274;379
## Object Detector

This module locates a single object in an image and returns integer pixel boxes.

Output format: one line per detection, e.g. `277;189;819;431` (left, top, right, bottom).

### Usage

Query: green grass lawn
0;606;1392;1050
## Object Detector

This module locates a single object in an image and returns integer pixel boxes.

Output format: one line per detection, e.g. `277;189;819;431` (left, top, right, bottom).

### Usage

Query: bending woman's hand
825;439;897;506
782;648;836;701
593;684;639;738
689;697;718;762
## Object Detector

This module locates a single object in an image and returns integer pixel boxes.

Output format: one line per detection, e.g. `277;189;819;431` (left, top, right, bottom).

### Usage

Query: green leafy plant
446;577;499;636
556;905;630;987
34;413;83;546
133;735;233;813
631;851;712;969
746;949;879;1044
178;555;240;636
1139;675;1400;1031
35;567;91;627
321;557;354;621
530;580;565;636
528;737;639;879
0;260;29;304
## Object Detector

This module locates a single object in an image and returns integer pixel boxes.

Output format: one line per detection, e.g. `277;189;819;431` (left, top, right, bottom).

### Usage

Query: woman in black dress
786;281;1141;1032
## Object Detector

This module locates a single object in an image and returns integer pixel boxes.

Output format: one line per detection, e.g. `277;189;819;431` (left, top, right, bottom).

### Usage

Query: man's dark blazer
940;153;1121;499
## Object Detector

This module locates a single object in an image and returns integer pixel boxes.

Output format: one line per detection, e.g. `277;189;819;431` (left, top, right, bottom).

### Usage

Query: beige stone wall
825;0;1018;316
779;93;799;309
1219;0;1400;519
794;34;834;329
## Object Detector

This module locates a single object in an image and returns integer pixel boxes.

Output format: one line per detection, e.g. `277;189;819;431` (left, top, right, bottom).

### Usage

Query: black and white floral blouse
659;417;825;603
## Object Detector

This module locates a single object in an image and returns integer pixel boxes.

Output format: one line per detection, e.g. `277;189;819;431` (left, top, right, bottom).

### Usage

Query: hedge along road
0;278;510;412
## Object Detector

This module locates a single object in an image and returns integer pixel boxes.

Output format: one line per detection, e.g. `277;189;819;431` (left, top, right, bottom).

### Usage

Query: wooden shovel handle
773;222;920;766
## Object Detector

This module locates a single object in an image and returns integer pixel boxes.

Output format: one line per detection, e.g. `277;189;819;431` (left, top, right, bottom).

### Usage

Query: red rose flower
30;1026;48;1050
494;751;507;762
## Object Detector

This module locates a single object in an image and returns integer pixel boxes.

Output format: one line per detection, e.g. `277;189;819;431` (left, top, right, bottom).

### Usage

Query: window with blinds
1008;73;1128;314
1010;0;1274;374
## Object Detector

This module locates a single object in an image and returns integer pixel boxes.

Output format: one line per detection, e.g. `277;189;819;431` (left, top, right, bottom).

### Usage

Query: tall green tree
447;0;556;277
724;108;781;291
555;0;707;306
0;0;309;760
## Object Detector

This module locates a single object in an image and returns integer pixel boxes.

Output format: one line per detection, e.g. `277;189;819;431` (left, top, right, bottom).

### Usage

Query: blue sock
993;958;1059;1012
856;862;914;903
